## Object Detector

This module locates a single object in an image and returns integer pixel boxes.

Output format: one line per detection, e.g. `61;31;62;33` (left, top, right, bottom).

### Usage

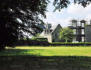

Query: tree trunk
0;45;5;51
66;39;68;43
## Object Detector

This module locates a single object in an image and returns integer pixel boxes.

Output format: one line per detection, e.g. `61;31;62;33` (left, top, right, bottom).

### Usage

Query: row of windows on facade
44;29;53;34
73;29;85;35
73;37;85;42
71;22;86;27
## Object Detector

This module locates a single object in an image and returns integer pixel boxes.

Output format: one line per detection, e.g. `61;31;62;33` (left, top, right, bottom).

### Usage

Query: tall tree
0;0;49;50
0;0;91;50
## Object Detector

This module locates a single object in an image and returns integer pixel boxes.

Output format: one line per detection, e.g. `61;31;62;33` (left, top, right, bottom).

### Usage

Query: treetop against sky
43;0;91;27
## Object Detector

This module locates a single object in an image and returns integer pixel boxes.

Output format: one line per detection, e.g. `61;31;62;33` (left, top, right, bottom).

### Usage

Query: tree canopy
0;0;49;50
53;0;91;11
59;28;73;42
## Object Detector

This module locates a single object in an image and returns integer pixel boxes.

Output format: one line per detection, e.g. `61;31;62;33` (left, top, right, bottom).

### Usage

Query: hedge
14;39;49;46
50;42;91;46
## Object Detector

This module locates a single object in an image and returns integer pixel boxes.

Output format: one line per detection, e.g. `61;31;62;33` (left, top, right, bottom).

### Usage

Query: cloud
67;3;84;15
43;2;91;27
67;3;91;16
43;12;72;27
86;14;91;19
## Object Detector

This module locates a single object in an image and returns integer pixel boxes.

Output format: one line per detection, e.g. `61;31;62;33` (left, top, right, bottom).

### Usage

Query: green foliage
35;38;48;42
50;42;91;46
0;0;49;49
53;0;70;11
53;0;91;11
51;42;91;44
32;37;48;42
59;27;73;42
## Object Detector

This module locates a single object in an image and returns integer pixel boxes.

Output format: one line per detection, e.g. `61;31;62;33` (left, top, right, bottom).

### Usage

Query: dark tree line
0;0;49;50
0;0;91;50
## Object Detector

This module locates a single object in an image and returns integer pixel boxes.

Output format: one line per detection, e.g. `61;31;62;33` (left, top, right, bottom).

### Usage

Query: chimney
90;20;91;25
46;23;51;29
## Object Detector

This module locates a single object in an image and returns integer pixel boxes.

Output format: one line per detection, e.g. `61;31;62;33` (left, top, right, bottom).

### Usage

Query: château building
69;19;91;42
40;24;62;42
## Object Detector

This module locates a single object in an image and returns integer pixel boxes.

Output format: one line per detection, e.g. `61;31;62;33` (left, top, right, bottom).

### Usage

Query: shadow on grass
0;56;91;70
0;49;38;56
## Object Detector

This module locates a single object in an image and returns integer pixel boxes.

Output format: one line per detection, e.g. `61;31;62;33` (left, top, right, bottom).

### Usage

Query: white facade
40;24;62;42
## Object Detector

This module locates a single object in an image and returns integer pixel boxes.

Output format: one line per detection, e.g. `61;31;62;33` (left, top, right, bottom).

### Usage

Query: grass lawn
1;46;91;70
0;46;91;56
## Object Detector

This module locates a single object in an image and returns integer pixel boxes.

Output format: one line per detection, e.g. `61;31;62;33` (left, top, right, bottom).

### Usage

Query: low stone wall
0;56;91;70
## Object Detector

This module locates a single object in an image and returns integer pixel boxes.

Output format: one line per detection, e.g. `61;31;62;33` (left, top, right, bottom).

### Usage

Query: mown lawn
1;46;91;70
0;46;91;56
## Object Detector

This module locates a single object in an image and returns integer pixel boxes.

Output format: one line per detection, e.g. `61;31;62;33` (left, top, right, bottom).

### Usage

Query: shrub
34;38;48;42
14;38;49;46
50;42;91;46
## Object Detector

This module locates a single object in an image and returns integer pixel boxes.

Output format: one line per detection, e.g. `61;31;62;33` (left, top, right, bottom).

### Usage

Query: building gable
39;24;62;42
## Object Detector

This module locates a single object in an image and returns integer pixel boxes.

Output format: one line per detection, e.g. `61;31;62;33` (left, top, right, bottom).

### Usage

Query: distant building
69;19;91;42
69;19;86;42
85;25;91;42
40;24;62;42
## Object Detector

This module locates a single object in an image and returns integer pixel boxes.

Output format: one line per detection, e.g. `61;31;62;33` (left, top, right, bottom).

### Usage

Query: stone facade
52;24;62;42
69;20;86;42
40;24;62;43
85;25;91;42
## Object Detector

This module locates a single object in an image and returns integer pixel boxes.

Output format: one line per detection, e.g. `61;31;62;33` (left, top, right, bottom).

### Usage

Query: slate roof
40;24;62;36
51;24;62;33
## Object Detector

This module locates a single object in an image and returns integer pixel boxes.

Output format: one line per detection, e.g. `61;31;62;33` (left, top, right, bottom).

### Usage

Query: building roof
51;24;62;33
40;24;62;36
51;24;58;30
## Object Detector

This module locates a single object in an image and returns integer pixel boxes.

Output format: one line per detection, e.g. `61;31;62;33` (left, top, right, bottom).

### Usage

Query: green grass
1;46;91;70
0;46;91;56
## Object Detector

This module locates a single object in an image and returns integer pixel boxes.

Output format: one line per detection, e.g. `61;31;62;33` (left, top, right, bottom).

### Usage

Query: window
73;29;76;34
82;23;85;27
81;29;84;34
72;23;77;27
82;37;85;42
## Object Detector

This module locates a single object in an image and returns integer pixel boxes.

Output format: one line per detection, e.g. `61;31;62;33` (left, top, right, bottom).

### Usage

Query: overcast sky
43;0;91;27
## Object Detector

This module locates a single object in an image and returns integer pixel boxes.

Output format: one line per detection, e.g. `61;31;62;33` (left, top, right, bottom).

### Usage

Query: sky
43;0;91;27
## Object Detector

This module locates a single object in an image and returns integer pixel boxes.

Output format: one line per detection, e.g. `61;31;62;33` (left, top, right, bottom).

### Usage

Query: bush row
33;38;48;42
14;39;49;46
14;38;91;46
50;42;91;46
